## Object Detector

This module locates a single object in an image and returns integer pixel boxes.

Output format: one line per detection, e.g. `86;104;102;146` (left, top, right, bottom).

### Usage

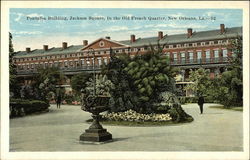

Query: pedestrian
198;96;204;114
56;94;62;109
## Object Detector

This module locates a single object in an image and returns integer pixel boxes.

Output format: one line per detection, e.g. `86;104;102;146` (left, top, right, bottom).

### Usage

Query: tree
9;32;20;98
124;50;177;113
32;66;65;102
103;53;138;112
103;47;178;113
71;72;91;95
185;68;211;97
210;36;243;107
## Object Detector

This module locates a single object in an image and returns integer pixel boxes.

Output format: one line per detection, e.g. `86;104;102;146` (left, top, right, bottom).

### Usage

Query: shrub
10;99;49;117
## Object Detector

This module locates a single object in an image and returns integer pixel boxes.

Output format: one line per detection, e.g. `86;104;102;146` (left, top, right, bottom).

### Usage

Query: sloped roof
14;26;242;58
15;45;83;57
119;27;242;47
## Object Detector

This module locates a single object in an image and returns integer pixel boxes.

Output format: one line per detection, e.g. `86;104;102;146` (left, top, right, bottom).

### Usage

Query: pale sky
10;8;242;51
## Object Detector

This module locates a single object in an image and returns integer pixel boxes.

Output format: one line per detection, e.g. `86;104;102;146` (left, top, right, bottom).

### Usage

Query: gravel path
9;103;243;151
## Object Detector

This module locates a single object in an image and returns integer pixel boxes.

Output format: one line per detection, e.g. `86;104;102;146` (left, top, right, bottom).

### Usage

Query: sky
10;8;242;51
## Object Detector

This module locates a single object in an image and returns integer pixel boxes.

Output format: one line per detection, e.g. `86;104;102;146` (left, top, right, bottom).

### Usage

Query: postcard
1;1;249;160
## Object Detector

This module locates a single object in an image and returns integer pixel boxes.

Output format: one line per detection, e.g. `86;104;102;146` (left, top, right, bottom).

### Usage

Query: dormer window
209;41;214;45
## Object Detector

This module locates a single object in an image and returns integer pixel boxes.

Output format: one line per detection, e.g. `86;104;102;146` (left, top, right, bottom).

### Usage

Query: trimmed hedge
10;99;50;117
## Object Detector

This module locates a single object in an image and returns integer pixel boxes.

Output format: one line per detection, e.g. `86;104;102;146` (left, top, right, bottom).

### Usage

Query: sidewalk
10;103;243;151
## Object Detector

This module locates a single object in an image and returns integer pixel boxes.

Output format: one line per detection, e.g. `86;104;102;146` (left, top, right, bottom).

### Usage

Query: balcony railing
16;65;102;75
171;57;229;65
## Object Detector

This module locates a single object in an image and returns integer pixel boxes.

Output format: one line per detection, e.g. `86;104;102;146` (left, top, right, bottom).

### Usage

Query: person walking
56;94;62;109
198;96;204;114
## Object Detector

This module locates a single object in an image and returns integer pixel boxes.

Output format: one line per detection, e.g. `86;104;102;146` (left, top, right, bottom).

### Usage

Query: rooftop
14;26;242;58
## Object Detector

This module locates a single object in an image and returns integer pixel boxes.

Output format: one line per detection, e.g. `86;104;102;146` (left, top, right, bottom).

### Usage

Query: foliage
9;32;21;98
10;98;49;117
85;74;115;96
209;36;243;107
185;68;211;97
70;72;91;95
103;53;139;112
124;51;176;107
153;92;193;122
32;66;65;102
103;47;179;113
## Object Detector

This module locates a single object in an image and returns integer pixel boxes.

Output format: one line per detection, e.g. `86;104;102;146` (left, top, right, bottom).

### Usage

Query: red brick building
13;24;242;91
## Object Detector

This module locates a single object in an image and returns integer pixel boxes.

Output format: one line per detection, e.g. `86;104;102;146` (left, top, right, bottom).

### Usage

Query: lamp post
87;48;96;96
80;48;112;143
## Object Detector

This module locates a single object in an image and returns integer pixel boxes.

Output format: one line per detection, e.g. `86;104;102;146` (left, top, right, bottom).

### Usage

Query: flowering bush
102;109;172;122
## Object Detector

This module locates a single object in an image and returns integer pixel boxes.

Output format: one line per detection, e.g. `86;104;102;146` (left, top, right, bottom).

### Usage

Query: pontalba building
13;24;242;95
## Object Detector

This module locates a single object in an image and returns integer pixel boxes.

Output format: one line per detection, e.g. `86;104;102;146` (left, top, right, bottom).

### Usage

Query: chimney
62;42;67;49
130;34;136;43
83;40;88;46
26;47;31;53
158;31;163;40
187;28;193;38
220;24;225;34
105;36;111;40
43;45;48;51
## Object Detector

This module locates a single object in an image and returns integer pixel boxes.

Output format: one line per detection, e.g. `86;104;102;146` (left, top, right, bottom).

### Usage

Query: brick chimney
62;42;67;49
130;34;136;43
220;24;225;34
43;45;48;51
83;40;88;46
105;36;111;40
158;31;163;40
187;28;193;38
26;47;31;53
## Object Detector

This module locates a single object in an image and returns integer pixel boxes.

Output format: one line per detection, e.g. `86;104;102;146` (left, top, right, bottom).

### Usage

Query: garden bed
86;109;193;126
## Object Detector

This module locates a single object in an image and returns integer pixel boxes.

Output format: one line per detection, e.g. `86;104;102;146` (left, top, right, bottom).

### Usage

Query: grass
209;105;243;111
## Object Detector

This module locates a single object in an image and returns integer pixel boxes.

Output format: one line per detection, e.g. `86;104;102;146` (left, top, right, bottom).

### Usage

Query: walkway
10;103;243;151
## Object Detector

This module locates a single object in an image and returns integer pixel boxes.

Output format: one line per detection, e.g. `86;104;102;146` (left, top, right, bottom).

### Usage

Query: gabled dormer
81;37;128;51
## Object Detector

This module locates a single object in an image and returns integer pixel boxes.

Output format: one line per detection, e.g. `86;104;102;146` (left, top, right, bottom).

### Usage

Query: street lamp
80;48;112;143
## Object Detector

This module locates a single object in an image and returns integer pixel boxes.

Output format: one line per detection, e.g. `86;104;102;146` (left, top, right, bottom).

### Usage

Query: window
201;42;205;46
189;43;192;47
180;52;185;64
173;52;178;64
64;61;68;66
213;50;219;62
223;49;228;58
209;41;214;45
98;58;102;66
169;45;173;49
103;58;108;64
189;52;194;63
177;44;181;48
205;50;210;62
197;51;202;63
197;51;202;59
205;41;209;45
81;59;85;65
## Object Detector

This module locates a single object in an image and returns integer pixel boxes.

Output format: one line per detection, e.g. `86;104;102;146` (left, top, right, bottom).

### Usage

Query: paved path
10;103;243;151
